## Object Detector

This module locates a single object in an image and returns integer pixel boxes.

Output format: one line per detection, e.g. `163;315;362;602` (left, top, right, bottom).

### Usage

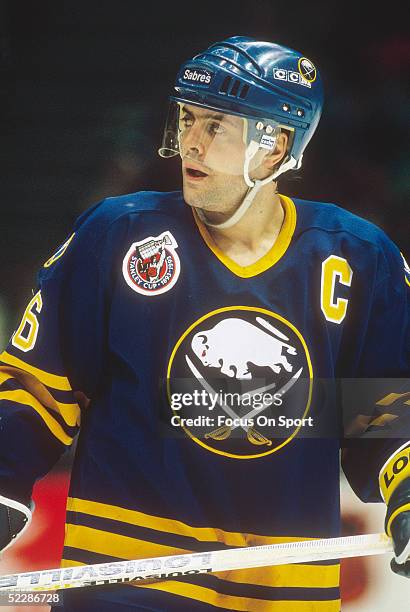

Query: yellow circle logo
167;306;313;459
298;57;317;83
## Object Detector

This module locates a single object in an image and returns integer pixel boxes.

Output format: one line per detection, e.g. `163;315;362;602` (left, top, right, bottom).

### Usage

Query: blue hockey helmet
159;36;324;179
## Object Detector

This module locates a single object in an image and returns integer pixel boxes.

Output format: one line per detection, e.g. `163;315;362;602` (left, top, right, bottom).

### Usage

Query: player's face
179;104;251;214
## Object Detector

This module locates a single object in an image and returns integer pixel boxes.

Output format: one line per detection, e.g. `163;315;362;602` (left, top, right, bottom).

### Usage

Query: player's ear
263;131;289;170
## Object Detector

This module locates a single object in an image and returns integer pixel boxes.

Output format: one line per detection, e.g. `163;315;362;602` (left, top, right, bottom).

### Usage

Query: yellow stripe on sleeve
212;564;339;589
59;558;340;611
0;389;73;445
60;559;86;568
59;557;340;611
59;557;339;590
66;497;315;549
54;401;81;427
0;371;13;384
64;524;190;560
64;499;339;589
137;580;341;611
0;364;80;428
0;351;72;391
368;413;398;427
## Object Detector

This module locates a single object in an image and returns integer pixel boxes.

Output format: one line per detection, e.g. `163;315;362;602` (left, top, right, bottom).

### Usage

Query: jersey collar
192;194;296;278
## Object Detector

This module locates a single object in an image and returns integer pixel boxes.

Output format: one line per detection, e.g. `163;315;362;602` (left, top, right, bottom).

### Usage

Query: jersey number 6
12;291;43;352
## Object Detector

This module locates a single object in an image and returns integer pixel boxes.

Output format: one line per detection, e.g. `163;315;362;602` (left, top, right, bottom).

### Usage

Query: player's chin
182;182;208;209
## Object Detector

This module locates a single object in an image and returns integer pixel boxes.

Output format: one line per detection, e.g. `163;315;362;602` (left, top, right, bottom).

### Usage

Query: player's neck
207;185;284;255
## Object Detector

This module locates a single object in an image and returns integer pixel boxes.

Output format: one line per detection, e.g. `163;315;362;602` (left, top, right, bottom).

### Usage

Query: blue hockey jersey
0;191;409;611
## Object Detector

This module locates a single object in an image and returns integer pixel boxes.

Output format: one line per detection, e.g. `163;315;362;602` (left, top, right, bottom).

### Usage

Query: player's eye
208;121;225;135
180;114;194;128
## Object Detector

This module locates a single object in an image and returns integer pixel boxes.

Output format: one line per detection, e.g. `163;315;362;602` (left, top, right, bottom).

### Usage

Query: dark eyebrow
181;105;194;116
181;105;238;127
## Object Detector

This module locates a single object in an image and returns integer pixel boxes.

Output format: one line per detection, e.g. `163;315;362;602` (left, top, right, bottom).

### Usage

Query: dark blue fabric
2;190;409;610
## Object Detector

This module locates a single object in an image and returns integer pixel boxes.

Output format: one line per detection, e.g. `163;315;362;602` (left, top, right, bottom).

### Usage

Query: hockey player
0;37;409;611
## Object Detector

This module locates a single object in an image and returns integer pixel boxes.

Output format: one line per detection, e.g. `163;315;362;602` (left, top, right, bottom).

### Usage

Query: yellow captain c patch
320;255;353;324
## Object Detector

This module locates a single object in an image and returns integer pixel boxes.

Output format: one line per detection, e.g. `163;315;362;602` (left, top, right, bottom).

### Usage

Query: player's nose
181;125;207;158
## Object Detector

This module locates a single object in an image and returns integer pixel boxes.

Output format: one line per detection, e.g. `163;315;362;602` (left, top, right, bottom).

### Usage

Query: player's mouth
183;164;209;181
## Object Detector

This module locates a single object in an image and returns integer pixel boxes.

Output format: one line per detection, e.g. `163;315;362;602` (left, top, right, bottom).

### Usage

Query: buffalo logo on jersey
167;307;313;459
122;231;180;296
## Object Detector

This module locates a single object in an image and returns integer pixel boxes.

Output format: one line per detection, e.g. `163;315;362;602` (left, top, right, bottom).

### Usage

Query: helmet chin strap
195;141;301;230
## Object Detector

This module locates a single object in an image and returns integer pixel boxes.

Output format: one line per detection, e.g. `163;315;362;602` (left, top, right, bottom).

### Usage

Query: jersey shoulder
74;190;185;239
292;197;405;285
40;191;185;279
293;197;400;256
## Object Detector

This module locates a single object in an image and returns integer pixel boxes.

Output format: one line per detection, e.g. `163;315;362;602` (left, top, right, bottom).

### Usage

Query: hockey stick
0;533;393;592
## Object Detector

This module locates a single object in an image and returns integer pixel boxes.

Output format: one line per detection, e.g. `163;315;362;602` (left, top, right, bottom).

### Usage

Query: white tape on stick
0;533;393;592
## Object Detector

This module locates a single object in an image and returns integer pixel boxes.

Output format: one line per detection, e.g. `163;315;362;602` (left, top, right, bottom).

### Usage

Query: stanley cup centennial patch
122;231;181;296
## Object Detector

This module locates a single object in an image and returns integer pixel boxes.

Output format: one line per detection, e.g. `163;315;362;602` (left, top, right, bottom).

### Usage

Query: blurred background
0;1;408;610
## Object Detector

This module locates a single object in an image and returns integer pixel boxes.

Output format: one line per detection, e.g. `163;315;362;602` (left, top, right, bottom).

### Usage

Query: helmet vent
219;78;250;99
220;76;232;93
239;84;250;99
230;80;241;97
